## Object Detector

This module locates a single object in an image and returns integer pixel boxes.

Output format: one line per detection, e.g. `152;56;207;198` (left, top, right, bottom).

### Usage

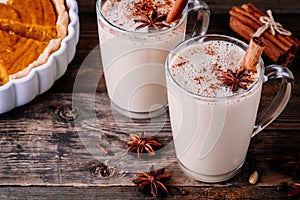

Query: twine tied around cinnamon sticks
253;10;291;37
229;3;300;67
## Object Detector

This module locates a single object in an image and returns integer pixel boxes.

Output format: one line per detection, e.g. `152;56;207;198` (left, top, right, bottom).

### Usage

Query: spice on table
125;132;162;158
288;182;300;198
97;143;109;154
88;162;115;178
278;181;300;198
283;151;300;176
133;165;172;197
249;170;259;185
277;152;300;198
277;181;289;192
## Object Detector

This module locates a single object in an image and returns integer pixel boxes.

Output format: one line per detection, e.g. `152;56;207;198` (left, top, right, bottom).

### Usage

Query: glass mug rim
96;0;188;36
166;34;265;103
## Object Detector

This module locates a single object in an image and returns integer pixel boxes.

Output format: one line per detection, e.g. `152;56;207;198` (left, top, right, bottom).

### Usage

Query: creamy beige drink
96;0;210;119
97;0;186;118
167;35;293;183
166;36;263;182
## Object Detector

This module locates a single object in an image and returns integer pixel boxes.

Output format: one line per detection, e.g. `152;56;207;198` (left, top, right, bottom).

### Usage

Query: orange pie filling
0;0;68;86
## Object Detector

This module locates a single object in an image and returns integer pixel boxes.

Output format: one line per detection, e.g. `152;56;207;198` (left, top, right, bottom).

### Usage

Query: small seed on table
249;170;259;184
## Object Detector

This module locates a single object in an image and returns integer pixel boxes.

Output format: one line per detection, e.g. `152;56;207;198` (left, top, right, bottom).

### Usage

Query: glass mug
165;34;294;182
96;0;210;119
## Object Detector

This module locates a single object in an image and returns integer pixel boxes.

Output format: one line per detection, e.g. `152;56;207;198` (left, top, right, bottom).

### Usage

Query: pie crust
0;0;79;114
0;0;69;85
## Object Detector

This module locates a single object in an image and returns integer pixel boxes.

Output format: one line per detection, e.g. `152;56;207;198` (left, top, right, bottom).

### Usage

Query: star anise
133;165;172;197
219;67;254;92
277;181;300;198
288;182;300;198
125;132;162;158
283;151;300;176
134;9;170;32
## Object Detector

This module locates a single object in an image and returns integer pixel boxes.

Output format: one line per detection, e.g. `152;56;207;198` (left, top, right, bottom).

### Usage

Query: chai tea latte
97;0;187;118
166;37;263;182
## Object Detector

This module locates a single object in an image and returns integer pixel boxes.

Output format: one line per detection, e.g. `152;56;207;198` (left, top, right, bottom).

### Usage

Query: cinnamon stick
229;16;283;63
230;6;290;52
166;0;188;24
241;37;265;71
243;3;265;19
229;3;300;67
242;4;297;51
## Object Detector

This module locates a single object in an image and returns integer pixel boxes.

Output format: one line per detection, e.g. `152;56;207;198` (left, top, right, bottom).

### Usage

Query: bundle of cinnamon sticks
229;3;300;67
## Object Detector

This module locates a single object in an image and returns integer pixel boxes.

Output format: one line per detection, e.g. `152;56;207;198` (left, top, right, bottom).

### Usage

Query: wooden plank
0;185;291;199
0;93;298;186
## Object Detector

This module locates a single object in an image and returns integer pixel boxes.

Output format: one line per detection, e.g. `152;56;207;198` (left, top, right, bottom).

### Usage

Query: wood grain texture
0;1;300;199
0;186;292;199
0;93;299;186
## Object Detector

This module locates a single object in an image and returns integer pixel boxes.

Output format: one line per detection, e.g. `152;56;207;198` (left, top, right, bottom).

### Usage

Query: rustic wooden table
0;0;299;199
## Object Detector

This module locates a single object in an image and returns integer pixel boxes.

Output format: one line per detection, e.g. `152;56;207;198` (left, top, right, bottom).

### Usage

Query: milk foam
170;40;259;97
101;0;174;32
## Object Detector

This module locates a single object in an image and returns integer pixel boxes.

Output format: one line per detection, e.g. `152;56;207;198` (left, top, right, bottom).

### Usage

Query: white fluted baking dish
0;0;79;114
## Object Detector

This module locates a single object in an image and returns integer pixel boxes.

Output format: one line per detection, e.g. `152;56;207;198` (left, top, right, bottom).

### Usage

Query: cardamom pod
249;170;259;184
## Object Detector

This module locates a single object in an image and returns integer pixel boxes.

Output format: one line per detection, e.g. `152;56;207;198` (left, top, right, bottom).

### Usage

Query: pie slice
0;0;68;85
0;30;48;79
0;19;57;41
7;0;57;26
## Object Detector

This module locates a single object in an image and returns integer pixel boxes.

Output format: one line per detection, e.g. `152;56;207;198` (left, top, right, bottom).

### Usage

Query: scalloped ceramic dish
0;0;79;114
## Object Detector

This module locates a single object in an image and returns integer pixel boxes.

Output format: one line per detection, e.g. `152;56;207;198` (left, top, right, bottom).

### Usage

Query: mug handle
252;64;294;137
187;0;210;37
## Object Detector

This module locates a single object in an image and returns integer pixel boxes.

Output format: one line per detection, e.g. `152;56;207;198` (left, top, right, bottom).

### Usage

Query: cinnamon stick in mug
166;0;188;23
241;37;265;71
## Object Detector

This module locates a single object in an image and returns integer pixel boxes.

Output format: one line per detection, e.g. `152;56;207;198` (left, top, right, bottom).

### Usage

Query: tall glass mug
96;0;210;119
166;34;294;183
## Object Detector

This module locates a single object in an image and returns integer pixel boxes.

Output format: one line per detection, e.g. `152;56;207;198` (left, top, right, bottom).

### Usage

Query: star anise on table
277;181;300;198
289;182;300;198
134;9;170;32
133;165;172;197
283;151;300;176
125;132;162;158
219;67;254;92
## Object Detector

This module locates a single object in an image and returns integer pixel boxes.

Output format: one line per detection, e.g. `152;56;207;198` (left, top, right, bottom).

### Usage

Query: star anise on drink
134;9;170;32
219;67;254;92
133;165;172;197
125;132;162;158
283;151;300;176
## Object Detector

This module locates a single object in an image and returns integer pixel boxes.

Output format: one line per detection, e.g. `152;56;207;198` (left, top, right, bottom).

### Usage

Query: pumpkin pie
0;0;68;86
